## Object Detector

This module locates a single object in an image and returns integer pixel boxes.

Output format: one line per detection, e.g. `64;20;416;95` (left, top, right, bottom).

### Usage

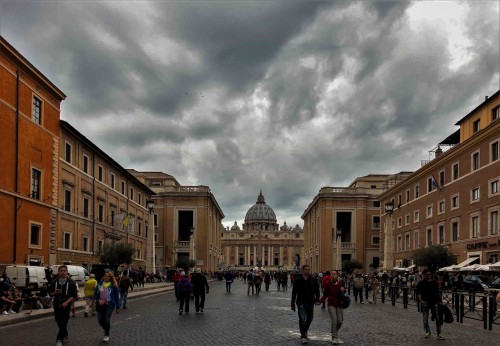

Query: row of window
29;222;145;257
395;209;499;252
395;179;499;228
394;139;499;207
472;105;500;134
63;142;144;206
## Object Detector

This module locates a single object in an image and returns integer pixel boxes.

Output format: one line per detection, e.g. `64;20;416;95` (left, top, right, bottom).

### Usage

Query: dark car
462;275;493;291
489;278;500;289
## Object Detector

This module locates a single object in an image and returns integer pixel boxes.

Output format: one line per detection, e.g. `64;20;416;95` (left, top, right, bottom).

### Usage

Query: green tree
98;242;135;268
342;259;363;273
175;256;197;272
413;245;454;272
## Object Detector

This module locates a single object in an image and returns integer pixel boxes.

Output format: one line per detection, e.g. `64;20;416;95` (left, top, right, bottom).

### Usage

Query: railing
341;242;355;249
174;241;190;248
162;186;211;193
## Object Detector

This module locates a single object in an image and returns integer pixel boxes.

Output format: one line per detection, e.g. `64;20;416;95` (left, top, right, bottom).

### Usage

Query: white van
51;265;89;285
5;265;48;288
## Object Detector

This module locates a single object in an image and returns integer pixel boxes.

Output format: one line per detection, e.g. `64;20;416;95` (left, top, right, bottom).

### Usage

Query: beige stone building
301;175;394;273
58;121;154;269
380;91;500;269
130;171;225;272
221;191;304;270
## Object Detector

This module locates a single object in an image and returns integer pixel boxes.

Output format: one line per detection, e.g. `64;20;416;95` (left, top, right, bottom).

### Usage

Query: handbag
340;292;351;309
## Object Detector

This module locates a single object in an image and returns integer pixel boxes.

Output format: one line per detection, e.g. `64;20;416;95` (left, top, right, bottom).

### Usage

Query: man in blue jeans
291;265;320;344
416;269;444;340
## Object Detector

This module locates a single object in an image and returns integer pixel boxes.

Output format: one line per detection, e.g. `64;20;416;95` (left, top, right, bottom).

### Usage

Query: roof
454;89;500;125
60;120;154;195
439;129;460;145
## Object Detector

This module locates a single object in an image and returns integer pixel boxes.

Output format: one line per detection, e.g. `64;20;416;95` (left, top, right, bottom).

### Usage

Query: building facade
380;91;500;269
301;175;392;273
130;171;225;272
221;191;304;271
0;36;66;268
57;121;154;270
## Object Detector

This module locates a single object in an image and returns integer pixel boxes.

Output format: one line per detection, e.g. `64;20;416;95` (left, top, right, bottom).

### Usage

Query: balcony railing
341;242;355;249
174;241;190;248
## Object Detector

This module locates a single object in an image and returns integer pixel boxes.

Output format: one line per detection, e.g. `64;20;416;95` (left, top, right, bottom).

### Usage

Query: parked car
489;277;500;289
462;275;493;291
5;265;48;288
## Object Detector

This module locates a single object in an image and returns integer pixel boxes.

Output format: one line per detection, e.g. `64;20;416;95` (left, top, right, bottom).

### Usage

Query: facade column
246;245;250;265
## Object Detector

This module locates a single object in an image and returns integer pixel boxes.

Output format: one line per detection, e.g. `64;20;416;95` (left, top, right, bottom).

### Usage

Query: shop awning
488;260;500;270
455;257;480;268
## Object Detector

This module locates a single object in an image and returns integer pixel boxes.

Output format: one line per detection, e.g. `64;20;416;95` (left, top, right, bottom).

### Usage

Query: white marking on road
113;314;141;326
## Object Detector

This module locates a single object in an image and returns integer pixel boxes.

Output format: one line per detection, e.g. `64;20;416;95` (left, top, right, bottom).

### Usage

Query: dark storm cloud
0;1;498;228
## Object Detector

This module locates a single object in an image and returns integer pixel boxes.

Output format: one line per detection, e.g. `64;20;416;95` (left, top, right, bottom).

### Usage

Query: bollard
453;289;459;322
459;293;465;323
482;296;487;330
391;286;396;306
489;292;496;331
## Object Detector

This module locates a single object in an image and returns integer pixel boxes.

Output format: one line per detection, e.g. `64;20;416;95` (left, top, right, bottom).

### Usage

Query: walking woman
319;270;345;344
94;271;120;343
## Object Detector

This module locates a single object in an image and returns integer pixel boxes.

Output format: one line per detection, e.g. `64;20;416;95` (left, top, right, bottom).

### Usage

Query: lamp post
383;201;394;270
189;226;196;267
146;199;156;275
335;228;342;271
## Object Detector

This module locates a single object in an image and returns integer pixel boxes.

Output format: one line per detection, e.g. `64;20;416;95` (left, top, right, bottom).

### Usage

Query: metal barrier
378;285;500;331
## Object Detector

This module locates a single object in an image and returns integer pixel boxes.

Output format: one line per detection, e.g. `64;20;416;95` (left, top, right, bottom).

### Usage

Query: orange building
0;36;66;268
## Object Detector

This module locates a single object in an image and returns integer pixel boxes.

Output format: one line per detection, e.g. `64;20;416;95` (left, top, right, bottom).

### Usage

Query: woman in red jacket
319;271;346;345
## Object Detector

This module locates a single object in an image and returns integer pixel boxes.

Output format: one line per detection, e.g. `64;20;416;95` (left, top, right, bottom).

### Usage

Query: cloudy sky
1;1;498;229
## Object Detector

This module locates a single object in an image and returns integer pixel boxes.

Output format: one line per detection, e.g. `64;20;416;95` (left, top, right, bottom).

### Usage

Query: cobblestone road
1;279;498;345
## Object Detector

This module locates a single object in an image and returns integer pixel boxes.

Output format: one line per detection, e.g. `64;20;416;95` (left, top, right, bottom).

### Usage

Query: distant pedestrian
49;265;78;346
95;271;120;343
264;272;271;292
118;274;133;309
319;270;345;344
353;273;364;304
191;268;209;314
369;275;380;304
247;269;255;295
291;265;320;344
321;271;331;309
177;274;193;315
172;270;182;301
416;269;444;340
83;274;97;317
224;271;234;293
254;272;263;295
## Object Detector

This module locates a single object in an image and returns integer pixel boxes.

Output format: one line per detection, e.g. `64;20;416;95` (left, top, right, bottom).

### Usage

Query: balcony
341;242;355;249
174;241;190;249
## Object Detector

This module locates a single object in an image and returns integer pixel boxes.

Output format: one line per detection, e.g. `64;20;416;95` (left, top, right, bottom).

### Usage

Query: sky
1;0;499;230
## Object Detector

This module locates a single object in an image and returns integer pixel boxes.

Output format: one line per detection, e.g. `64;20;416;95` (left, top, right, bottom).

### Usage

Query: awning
488;260;500;270
439;265;456;272
455;257;480;268
460;264;482;272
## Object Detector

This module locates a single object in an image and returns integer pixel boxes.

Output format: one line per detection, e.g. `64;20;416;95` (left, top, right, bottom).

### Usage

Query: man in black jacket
191;268;209;314
291;265;320;344
49;265;78;346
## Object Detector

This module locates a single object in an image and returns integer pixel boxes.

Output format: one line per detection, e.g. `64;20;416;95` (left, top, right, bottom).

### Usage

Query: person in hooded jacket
94;271;120;343
48;265;78;346
191;268;209;313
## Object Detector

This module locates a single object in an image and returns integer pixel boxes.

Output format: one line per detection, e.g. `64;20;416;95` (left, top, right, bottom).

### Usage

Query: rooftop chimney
485;96;489;101
435;146;443;158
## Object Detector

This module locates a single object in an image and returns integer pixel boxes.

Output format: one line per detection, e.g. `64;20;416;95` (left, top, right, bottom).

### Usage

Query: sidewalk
0;282;173;327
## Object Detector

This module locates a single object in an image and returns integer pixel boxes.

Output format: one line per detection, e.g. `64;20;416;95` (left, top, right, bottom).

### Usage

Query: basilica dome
244;191;277;222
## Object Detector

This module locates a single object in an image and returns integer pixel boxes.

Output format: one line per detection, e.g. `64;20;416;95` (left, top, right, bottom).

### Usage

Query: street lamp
383;201;394;270
335;228;342;271
189;226;196;266
146;199;156;275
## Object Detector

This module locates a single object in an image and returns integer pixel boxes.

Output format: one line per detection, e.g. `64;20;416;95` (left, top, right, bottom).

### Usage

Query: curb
0;284;174;327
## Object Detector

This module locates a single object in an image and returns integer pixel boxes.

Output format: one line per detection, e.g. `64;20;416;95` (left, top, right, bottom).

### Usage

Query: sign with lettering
466;240;500;250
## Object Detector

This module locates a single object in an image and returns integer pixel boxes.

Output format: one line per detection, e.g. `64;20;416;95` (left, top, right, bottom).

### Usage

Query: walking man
353;273;364;304
191;268;209;314
224;271;234;293
291;265;320;344
416;269;444;340
49;265;78;346
83;273;97;317
247;269;255;295
118;274;133;309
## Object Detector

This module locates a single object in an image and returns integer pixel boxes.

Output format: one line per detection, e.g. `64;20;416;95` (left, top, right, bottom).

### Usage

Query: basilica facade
221;191;304;271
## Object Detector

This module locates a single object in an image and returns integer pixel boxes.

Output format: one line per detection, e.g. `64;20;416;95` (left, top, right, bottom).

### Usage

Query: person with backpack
247;269;255;295
319;270;346;345
191;268;209;314
118;274;133;309
49;265;78;346
177;274;193;315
